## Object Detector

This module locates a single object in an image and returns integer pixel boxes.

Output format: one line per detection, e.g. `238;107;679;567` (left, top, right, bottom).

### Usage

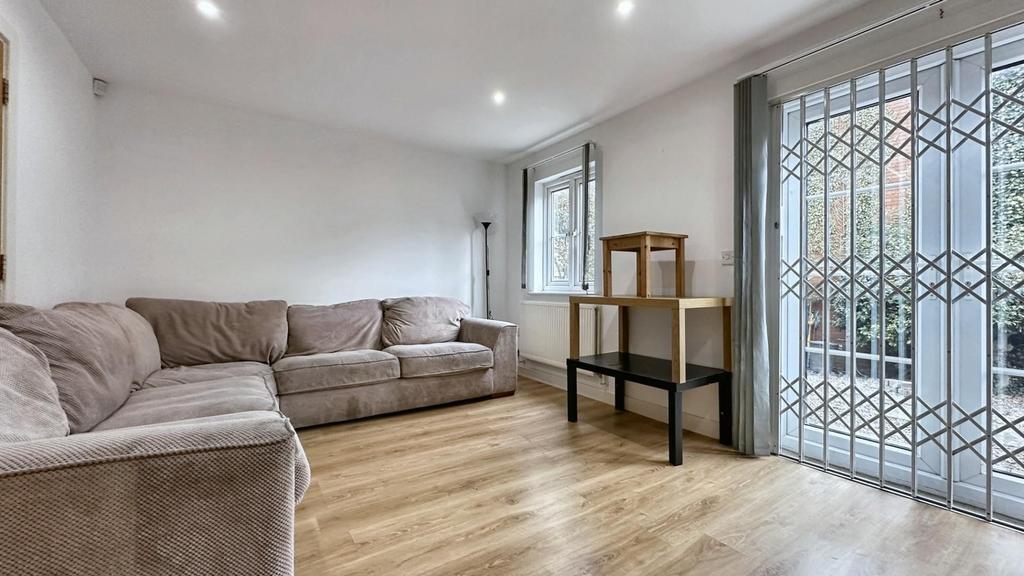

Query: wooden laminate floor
295;378;1024;575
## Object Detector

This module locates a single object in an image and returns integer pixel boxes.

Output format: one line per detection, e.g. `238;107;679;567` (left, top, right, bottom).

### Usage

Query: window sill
526;289;598;297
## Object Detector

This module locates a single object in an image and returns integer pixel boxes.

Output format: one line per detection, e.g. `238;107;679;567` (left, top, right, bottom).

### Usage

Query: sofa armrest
459;317;518;394
0;411;309;576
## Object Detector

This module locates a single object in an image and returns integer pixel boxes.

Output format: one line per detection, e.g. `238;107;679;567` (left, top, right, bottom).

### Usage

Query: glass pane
992;37;1024;484
852;72;884;481
950;37;988;515
882;62;914;496
550;235;568;281
779;99;803;458
585;180;596;285
803;90;827;464
826;82;854;473
551;187;570;235
548;185;571;284
914;50;950;504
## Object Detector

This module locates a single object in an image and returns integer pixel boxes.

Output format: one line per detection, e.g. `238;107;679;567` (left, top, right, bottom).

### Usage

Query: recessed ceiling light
196;0;222;20
492;91;506;106
616;0;635;17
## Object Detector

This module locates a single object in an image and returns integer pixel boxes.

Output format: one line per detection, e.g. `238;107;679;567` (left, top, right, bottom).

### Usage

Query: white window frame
530;165;598;295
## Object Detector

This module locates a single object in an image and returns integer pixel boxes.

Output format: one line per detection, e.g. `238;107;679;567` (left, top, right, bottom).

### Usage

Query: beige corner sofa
0;296;517;576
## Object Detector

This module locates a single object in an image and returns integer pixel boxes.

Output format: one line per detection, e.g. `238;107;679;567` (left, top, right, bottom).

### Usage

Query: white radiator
519;301;600;368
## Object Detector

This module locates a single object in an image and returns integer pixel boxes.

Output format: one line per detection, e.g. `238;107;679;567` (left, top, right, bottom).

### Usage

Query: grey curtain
733;75;771;456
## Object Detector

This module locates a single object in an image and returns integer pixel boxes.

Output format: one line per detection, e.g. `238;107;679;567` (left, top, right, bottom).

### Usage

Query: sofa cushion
286;299;382;357
91;376;277;431
0;306;136;433
381;296;470;347
126;298;288;368
384;342;493;378
143;361;273;386
272;350;399;395
56;302;161;385
0;303;36;322
280;370;494;428
143;361;275;392
0;328;70;442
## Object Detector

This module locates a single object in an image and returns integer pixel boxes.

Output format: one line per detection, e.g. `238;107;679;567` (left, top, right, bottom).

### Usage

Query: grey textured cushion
0;306;135;433
381;296;470;346
285;299;383;356
0;303;35;322
384;342;493;378
56;302;161;385
143;361;274;391
92;376;277;431
126;298;288;368
272;350;399;395
0;328;69;442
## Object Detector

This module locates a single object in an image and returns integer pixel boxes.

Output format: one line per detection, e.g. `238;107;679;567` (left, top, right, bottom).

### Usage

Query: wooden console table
567;295;733;465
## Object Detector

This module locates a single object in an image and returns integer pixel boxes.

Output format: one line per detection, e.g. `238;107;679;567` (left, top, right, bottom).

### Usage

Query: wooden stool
601;231;688;298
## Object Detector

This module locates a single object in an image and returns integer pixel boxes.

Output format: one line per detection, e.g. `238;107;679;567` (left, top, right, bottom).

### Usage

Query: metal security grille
775;22;1024;529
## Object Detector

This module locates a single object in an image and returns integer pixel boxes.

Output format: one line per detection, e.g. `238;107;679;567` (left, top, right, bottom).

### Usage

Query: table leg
614;377;625;411
671;308;686;383
603;243;613;296
638;237;651;298
675;239;686;297
722;305;732;371
569;301;580;360
567;364;578;422
719;373;733;447
669;389;682;465
618;306;629;353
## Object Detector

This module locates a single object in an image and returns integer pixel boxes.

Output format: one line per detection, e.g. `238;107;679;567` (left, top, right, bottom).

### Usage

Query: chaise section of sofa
0;301;309;576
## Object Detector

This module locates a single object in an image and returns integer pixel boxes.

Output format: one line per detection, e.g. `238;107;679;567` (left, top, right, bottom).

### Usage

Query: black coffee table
566;352;733;465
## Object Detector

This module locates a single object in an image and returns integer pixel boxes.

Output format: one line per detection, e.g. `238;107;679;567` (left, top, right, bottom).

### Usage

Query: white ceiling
41;0;868;160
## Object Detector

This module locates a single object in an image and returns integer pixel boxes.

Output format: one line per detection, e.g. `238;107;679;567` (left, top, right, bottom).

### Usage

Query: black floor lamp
475;212;497;319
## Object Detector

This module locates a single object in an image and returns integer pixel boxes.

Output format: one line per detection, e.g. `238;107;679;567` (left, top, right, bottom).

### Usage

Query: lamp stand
482;221;492;319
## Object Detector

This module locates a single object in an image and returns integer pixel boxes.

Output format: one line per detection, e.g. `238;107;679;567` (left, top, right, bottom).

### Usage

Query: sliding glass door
775;22;1024;529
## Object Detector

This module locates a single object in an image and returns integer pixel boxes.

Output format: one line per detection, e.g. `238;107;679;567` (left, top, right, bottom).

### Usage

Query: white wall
0;0;97;307
88;85;506;313
0;1;506;313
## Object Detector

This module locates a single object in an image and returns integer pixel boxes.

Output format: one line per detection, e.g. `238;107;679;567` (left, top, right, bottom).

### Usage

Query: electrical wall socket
720;250;735;266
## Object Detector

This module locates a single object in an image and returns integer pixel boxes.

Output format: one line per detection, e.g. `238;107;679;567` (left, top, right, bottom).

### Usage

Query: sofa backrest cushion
56;303;161;385
381;297;470;347
126;298;288;368
286;299;383;357
0;303;36;322
0;306;135;433
0;328;70;442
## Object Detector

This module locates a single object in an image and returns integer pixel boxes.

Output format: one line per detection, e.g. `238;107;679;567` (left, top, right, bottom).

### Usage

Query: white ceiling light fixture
195;0;222;20
616;1;635;18
492;90;506;106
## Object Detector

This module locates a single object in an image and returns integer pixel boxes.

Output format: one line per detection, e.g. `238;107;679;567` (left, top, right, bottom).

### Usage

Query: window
521;143;600;294
774;23;1024;529
539;171;595;292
